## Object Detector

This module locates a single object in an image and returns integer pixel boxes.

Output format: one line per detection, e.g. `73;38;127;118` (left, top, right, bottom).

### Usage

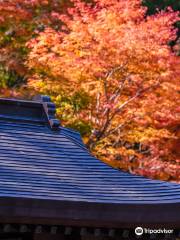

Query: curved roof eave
0;96;179;227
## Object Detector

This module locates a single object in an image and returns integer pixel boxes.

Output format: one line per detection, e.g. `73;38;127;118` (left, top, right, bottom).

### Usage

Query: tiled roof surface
0;109;179;204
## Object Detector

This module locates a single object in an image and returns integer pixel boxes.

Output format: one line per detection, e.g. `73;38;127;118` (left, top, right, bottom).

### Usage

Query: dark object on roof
0;96;179;239
0;96;60;130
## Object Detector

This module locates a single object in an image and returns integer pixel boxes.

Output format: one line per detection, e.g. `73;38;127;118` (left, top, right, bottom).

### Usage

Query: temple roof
0;96;179;227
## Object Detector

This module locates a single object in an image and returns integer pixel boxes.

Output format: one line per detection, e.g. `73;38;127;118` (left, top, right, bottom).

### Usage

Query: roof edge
0;197;179;228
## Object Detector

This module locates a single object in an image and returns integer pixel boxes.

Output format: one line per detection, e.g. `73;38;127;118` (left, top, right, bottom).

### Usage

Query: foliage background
0;0;179;182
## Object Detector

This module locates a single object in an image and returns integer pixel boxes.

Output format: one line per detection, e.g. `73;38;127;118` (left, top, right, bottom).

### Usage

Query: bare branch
100;122;125;140
105;62;128;79
96;92;100;114
109;73;131;104
109;82;160;122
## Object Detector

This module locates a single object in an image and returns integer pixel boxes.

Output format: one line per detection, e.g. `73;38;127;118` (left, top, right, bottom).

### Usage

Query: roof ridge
0;95;60;131
33;95;60;130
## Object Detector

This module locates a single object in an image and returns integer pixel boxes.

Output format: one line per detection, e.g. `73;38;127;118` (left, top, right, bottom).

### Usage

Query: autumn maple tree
25;0;180;182
0;0;71;92
0;0;179;182
143;0;180;56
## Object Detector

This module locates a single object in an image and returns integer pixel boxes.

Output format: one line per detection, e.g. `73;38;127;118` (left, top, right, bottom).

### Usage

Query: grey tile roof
0;96;179;226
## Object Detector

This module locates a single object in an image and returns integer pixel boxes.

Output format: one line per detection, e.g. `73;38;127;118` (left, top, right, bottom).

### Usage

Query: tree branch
109;82;160;123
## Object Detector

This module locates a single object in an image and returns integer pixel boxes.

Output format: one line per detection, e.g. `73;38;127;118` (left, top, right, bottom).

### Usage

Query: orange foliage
0;0;69;76
2;0;180;181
